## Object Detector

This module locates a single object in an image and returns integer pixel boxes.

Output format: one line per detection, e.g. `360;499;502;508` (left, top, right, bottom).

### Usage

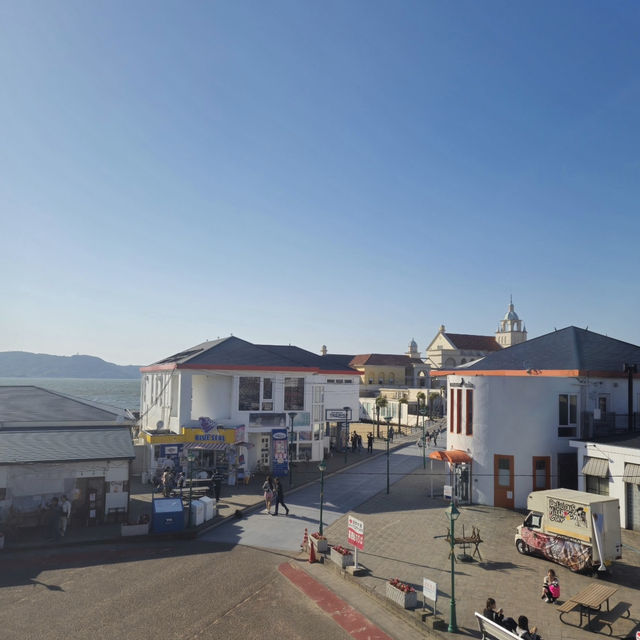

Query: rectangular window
263;378;273;400
586;475;609;496
533;457;550;491
284;378;304;411
456;389;462;434
449;388;454;432
465;389;473;435
239;377;260;411
558;394;577;437
498;458;511;487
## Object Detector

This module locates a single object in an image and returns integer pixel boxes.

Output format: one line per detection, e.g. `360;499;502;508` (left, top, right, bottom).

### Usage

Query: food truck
515;489;622;572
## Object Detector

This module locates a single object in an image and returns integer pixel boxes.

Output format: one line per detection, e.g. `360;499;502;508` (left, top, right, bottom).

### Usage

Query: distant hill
0;351;142;379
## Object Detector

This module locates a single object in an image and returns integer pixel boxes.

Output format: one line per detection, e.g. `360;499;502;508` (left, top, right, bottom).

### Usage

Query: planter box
312;537;328;553
330;548;354;569
386;583;418;609
121;523;150;537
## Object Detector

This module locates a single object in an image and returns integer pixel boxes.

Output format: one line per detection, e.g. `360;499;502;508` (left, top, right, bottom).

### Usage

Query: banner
347;515;365;550
271;428;289;477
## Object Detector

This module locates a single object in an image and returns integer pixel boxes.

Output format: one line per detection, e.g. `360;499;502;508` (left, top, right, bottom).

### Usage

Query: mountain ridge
0;351;142;379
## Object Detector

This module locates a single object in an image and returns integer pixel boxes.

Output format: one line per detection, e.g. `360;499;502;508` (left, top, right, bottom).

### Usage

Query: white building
139;337;360;481
436;326;640;529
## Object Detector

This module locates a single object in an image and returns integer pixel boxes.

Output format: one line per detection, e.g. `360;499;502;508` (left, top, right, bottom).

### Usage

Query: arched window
418;371;426;388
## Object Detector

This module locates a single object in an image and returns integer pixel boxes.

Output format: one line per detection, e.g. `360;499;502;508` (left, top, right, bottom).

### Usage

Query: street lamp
448;502;460;633
419;396;427;469
318;458;327;535
288;412;297;487
187;451;196;527
384;416;392;494
623;363;637;433
343;406;351;464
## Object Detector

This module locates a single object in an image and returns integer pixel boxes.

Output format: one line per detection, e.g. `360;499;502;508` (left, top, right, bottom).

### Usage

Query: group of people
43;495;72;540
350;432;363;452
262;476;289;516
482;570;560;638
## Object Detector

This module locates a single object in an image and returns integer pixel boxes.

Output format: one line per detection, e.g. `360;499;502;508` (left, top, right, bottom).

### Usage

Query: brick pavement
318;463;640;639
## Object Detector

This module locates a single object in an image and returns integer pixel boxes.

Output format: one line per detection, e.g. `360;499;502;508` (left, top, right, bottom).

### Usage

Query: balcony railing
582;412;640;439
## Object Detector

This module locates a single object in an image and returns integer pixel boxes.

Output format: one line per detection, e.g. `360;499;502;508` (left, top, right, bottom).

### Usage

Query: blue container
152;497;185;533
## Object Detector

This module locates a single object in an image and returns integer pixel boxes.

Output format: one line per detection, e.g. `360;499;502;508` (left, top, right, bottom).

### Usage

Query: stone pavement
1;423;421;551
314;459;640;639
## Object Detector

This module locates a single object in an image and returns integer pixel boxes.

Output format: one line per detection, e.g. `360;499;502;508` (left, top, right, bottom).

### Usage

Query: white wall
191;373;233;423
572;440;640;529
448;375;581;509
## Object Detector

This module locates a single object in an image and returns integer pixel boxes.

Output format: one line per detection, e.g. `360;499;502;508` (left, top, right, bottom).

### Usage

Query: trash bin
151;497;185;533
199;496;216;521
190;499;205;527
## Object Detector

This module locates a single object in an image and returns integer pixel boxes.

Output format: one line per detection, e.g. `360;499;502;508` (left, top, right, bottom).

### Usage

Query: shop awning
183;442;227;451
428;449;472;464
623;463;640;483
232;441;255;449
581;456;609;478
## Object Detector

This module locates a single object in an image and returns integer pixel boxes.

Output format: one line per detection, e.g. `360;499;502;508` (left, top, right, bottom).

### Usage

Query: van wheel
516;539;529;555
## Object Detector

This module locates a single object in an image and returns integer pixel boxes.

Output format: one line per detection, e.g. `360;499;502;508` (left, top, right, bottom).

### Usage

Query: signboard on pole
423;577;437;614
271;428;288;477
347;515;364;550
443;485;453;500
326;409;348;421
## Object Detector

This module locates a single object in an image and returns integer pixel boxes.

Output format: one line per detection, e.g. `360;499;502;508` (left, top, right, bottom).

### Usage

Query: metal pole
319;464;325;536
422;415;426;469
386;434;390;494
188;456;194;528
449;510;458;633
343;406;350;465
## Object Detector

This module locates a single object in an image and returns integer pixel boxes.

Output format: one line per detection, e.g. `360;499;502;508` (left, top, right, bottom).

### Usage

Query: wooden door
494;455;514;509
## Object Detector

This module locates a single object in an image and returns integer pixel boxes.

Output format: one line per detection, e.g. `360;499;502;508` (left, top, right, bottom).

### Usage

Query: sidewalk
313;462;640;640
1;423;421;552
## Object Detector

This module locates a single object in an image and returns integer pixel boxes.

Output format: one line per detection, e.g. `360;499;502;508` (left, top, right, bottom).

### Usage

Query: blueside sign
272;428;289;477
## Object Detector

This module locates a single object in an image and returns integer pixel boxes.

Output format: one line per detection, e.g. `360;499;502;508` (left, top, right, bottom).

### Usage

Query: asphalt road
0;540;353;640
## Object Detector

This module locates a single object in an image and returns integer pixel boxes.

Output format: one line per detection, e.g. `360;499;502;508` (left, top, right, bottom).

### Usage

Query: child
541;568;559;603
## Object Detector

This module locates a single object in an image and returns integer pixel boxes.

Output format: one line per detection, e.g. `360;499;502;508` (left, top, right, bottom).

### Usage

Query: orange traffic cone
300;527;309;551
309;538;317;563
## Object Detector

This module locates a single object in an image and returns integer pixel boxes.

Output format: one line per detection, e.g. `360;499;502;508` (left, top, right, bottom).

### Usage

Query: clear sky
1;1;639;366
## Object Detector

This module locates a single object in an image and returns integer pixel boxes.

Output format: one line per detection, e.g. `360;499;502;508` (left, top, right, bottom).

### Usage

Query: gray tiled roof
463;326;640;373
149;336;360;374
0;427;134;464
0;386;124;424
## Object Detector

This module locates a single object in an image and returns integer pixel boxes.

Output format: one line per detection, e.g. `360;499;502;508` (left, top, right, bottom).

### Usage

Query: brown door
494;455;514;509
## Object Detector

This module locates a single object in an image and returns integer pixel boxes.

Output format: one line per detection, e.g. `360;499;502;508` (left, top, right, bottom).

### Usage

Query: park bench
475;612;520;640
558;583;631;632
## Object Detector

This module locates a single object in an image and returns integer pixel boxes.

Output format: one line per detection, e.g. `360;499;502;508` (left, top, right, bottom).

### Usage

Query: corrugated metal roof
623;463;640;483
0;428;134;464
581;456;609;478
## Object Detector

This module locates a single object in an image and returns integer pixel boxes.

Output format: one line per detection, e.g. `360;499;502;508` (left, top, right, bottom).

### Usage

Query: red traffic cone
309;539;317;563
300;527;309;551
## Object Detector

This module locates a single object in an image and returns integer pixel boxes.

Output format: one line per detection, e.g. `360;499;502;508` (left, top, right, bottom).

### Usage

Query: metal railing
582;412;640;439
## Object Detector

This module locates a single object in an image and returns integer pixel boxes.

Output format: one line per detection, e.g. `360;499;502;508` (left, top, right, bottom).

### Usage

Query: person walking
367;432;373;454
59;495;71;537
262;476;274;514
273;477;289;516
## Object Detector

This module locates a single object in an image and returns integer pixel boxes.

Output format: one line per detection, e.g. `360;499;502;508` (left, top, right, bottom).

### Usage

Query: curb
2;440;416;552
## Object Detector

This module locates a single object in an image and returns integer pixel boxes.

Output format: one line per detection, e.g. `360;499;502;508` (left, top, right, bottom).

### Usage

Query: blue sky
1;1;639;365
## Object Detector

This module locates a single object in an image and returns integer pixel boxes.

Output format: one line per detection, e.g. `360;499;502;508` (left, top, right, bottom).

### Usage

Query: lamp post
418;396;427;469
384;416;392;494
623;363;637;433
187;451;196;527
318;458;327;536
448;502;460;633
343;406;351;464
288;412;297;487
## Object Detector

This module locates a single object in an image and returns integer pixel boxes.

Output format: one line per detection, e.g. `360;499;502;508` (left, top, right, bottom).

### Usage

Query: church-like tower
496;297;527;347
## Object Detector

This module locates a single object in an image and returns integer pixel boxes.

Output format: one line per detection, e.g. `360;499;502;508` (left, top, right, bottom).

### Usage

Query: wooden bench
475;612;520;640
558;583;620;630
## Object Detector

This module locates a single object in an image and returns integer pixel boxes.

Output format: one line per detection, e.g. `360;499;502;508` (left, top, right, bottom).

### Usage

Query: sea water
0;377;141;411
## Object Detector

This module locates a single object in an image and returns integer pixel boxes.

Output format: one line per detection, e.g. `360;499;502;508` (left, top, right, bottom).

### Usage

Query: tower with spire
496;296;527;347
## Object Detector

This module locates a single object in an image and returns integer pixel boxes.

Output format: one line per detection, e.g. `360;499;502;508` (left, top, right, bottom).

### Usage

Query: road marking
279;562;393;640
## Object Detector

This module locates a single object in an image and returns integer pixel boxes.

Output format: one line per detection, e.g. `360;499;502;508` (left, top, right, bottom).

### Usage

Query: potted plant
386;578;418;609
311;531;328;553
330;544;354;569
